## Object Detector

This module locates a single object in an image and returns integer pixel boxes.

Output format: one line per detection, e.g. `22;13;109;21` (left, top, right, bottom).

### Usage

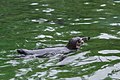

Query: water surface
0;0;120;80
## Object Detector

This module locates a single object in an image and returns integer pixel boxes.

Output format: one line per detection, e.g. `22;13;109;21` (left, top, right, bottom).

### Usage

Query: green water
0;0;120;80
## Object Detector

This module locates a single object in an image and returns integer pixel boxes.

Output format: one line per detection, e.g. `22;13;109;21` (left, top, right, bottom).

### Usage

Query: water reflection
110;23;120;26
56;32;62;36
70;31;81;34
83;18;92;20
16;68;32;77
70;22;92;25
35;35;53;39
117;31;120;34
100;4;106;7
31;18;48;23
42;8;55;13
96;9;104;12
44;26;55;32
98;50;120;54
42;4;49;7
31;71;47;79
63;77;82;80
84;2;90;5
114;0;120;3
95;33;120;39
35;8;39;11
30;3;39;6
113;16;118;19
6;60;20;66
57;51;90;65
98;17;106;20
0;0;120;80
84;63;120;80
48;70;69;79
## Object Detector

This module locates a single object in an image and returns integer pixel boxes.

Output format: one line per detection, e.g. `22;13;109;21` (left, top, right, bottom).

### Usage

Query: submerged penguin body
17;37;90;58
17;47;71;57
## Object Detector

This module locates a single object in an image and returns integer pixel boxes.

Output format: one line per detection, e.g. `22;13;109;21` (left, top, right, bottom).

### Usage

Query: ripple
16;68;32;77
56;32;62;36
98;17;106;20
35;9;39;11
42;4;49;7
0;57;6;60
74;18;81;21
48;21;56;24
110;30;115;32
0;50;7;54
48;70;69;79
96;9;104;12
30;3;39;6
117;31;120;34
105;12;112;15
6;60;20;66
31;18;48;23
94;33;120;39
10;78;16;80
111;71;120;79
0;65;10;68
110;23;120;26
85;67;112;80
113;16;118;19
35;35;53;39
84;2;90;5
92;21;99;23
57;51;90;65
84;63;120;80
70;22;92;25
55;40;67;42
59;26;65;28
30;69;69;80
99;56;120;62
0;74;5;76
31;71;46;78
83;18;92;20
70;31;81;34
62;77;82;80
42;8;55;13
74;56;101;66
44;27;55;32
74;18;92;21
73;55;120;66
114;1;120;3
100;4;106;7
98;50;120;54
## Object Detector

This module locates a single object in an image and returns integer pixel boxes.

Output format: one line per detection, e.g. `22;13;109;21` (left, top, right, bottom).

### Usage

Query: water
0;0;120;80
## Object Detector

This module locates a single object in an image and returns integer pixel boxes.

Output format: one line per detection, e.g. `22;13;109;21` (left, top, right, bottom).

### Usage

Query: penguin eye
77;40;81;43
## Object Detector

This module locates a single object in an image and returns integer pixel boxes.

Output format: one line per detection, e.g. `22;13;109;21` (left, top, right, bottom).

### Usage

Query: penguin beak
82;37;90;42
